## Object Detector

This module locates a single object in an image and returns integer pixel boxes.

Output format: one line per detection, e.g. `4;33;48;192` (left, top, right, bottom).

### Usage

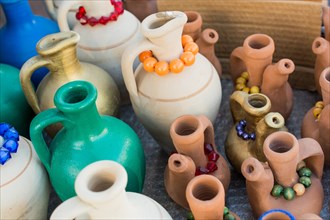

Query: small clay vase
258;209;322;220
312;37;330;94
225;91;287;173
164;115;230;209
302;67;330;166
241;131;324;217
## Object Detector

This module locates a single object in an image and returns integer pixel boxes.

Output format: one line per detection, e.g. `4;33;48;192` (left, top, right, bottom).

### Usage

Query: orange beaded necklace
138;35;199;76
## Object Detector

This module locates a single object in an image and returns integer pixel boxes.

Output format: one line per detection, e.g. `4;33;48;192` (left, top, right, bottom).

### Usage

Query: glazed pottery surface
57;0;143;104
0;0;59;87
225;91;287;173
20;31;120;136
121;11;222;154
50;160;172;219
230;34;294;119
30;81;145;201
241;131;324;217
258;209;323;219
0;127;50;219
0;64;34;137
164;115;230;209
44;0;78;28
302;67;330;166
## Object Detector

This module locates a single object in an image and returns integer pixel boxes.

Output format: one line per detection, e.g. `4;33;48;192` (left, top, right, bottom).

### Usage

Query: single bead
241;71;249;79
271;184;283;197
242;132;249;140
4;127;19;141
186;212;194;220
3;139;18;153
80;15;88;25
76;12;84;20
313;107;322;118
298;167;312;177
239;120;247;127
99;16;109;25
249;133;256;140
139;50;153;63
235;83;245;91
299;176;312;188
296;160;306;171
109;12;118;21
223;206;229;216
283;187;295;200
206;161;218;173
293;183;305;196
88;17;99;26
78;6;86;15
224;213;235;220
237;130;244;137
0;148;11;165
0;136;4;146
204;143;214;155
180;51;195;66
242;87;250;93
315;101;324;109
250;86;260;94
208;151;220;162
195;167;209;176
184;42;199;55
143;57;157;72
181;35;194;47
235;124;243;132
155;61;169;76
236;77;246;85
169;59;185;73
0;123;11;136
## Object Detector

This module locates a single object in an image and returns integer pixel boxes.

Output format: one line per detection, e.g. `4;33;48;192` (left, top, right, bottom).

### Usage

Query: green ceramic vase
30;80;145;201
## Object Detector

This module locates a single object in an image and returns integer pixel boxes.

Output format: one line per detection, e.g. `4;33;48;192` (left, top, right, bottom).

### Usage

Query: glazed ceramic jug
121;11;222;154
20;31;120;136
258;209;322;220
57;0;143;104
0;123;50;219
241;131;324;217
302;67;330;166
0;0;59;87
183;11;222;76
44;0;78;28
164;115;230;209
30;80;145;201
225;91;287;173
50;160;171;219
230;34;294;119
0;64;34;138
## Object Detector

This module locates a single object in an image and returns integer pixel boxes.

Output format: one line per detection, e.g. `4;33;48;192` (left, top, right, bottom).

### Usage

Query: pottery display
302;67;330;166
164;115;230;209
57;0;143;104
0;123;50;219
241;131;324;217
50;160;171;219
183;11;222;76
0;64;34;138
29;80;145;201
0;0;59;88
225;91;287;172
230;33;294;119
258;209;322;220
20;31;120;136
121;11;222;154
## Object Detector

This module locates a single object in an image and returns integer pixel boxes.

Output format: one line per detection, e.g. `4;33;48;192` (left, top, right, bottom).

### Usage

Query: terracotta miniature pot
225;91;287;173
164;115;230;209
302;67;330;166
183;11;202;41
241;131;324;217
258;209;322;220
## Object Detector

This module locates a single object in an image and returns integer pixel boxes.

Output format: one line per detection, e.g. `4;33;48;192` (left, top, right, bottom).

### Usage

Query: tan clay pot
241;131;324;217
302;67;330;166
164;115;230;209
225;91;287;173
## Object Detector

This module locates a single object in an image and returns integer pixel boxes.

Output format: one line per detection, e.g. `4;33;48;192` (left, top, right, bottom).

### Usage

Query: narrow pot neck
46;47;81;73
1;0;34;25
320;67;330;105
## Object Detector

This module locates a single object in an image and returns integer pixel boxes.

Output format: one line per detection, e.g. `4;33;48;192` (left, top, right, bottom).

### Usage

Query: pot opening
248;37;270;50
175;118;199;136
173;160;182;168
272;117;280;124
284;62;291;69
325;70;330;82
63;88;88;104
269;140;293;153
248;94;267;108
209;31;215;38
192;182;219;201
246;164;255;174
314;40;322;49
87;172;115;193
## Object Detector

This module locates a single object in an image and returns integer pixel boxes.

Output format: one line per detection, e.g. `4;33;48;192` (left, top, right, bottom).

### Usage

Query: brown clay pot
241;131;324;217
123;0;157;21
259;209;322;220
164;115;231;209
323;6;330;42
183;11;202;41
302;67;330;166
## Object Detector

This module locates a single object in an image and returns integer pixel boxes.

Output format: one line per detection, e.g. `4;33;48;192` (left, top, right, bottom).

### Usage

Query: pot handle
197;115;215;146
57;0;81;31
44;0;57;21
229;46;245;81
50;197;91;220
229;91;249;123
29;108;73;173
20;56;51;114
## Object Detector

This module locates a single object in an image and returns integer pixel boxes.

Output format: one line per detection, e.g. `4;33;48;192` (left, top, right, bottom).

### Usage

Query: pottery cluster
0;0;329;219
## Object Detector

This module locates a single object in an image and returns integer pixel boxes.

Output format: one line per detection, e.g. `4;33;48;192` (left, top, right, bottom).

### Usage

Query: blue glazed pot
0;0;59;87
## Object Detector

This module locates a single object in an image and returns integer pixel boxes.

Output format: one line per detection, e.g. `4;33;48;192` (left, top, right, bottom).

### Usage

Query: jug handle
44;0;57;21
57;0;81;31
50;197;91;220
229;46;246;81
30;108;73;173
229;91;249;123
20;56;51;114
121;38;156;98
197;115;215;146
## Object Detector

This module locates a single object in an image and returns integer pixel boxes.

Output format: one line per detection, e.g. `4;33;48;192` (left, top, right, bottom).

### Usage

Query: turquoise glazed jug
0;0;59;87
0;63;34;137
30;80;145;201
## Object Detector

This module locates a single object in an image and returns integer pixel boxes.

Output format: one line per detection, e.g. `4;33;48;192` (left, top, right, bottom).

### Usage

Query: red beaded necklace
75;0;124;26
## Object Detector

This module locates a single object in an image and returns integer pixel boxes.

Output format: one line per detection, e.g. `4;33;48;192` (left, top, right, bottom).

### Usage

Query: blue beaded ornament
235;120;256;141
0;123;19;165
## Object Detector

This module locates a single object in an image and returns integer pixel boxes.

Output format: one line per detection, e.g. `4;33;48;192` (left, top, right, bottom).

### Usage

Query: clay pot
302;67;330;166
123;0;158;22
241;131;324;217
259;209;322;220
164;115;230;208
323;6;330;42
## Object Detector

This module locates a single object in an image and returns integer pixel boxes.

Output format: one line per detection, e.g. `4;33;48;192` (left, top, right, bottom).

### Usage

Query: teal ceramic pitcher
30;80;145;201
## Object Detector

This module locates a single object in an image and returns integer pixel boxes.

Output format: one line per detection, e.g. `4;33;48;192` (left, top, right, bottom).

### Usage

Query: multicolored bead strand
235;120;256;141
0;123;19;165
195;143;220;176
235;71;260;94
313;101;324;120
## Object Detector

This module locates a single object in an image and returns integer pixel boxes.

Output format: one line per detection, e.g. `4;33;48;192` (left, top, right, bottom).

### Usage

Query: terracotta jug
186;175;240;220
0;123;50;219
225;91;287;173
230;34;294;119
312;37;330;94
302;67;330;166
57;0;143;104
30;81;145;201
121;11;222;154
20;31;120;136
258;209;322;220
164;115;230;208
241;131;324;217
50;160;171;219
183;11;222;76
